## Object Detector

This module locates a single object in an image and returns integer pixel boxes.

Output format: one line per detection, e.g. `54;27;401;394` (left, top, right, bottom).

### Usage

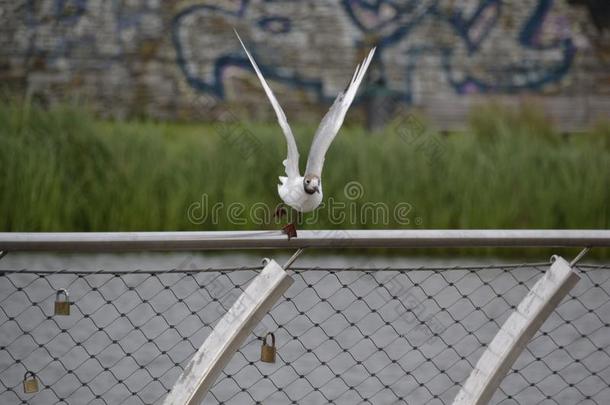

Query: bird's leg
273;203;287;219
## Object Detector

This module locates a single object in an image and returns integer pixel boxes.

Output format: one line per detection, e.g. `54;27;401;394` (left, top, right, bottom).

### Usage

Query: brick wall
1;0;608;129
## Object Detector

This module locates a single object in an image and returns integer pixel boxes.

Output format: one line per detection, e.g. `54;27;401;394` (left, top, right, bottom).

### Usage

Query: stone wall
1;0;609;129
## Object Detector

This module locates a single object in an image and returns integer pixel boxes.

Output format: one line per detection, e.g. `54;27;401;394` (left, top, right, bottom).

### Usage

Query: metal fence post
452;255;581;405
163;259;293;405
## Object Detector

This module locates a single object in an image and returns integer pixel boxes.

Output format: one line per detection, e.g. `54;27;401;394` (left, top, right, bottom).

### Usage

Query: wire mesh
0;261;609;404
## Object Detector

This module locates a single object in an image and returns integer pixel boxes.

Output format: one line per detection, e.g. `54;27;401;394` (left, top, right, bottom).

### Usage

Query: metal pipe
452;255;580;405
0;230;608;252
162;258;293;405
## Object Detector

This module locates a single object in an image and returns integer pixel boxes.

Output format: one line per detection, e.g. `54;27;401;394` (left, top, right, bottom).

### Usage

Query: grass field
0;101;608;250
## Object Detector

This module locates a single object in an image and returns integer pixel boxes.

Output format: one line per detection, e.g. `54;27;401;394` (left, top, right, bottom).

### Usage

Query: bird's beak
314;186;320;194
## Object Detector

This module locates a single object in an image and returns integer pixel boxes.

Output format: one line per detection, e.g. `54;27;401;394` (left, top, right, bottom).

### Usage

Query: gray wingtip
234;28;246;48
366;47;376;63
234;29;243;43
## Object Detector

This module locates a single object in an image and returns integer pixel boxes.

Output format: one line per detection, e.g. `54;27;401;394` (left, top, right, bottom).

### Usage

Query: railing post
452;255;580;405
163;259;293;405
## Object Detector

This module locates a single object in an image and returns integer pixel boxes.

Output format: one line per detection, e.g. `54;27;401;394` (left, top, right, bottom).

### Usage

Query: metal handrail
0;230;609;252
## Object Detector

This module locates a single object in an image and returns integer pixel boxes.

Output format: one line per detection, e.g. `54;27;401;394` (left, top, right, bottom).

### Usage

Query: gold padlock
54;289;70;316
260;332;276;363
23;371;39;394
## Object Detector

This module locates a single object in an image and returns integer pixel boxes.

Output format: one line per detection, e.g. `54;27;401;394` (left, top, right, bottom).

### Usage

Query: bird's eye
306;180;310;184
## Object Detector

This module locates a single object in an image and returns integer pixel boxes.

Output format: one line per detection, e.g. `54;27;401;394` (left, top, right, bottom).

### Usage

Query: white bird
235;30;376;225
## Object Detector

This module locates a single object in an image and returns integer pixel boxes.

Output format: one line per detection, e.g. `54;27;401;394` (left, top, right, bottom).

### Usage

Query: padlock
260;332;276;363
54;289;70;316
23;371;39;394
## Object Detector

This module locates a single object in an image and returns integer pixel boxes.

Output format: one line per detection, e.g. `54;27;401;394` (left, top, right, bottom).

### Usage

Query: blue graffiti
172;3;326;100
445;0;501;53
342;0;575;98
172;0;575;103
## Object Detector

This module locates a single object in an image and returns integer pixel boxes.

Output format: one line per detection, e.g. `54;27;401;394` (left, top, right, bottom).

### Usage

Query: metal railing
1;229;609;251
0;230;609;404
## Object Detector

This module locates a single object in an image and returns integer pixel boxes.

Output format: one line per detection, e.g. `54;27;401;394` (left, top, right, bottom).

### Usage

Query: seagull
235;30;376;237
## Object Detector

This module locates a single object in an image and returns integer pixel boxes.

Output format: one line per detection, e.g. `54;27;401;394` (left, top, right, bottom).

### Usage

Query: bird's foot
282;223;297;240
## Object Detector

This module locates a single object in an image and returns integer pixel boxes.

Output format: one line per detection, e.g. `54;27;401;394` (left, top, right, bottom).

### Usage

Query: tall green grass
0;101;608;240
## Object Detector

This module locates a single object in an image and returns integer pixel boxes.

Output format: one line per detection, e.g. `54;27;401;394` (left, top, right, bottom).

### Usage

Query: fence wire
0;261;609;404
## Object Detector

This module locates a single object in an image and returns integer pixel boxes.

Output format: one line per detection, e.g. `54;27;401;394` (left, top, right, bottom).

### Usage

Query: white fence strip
163;259;293;405
452;255;581;405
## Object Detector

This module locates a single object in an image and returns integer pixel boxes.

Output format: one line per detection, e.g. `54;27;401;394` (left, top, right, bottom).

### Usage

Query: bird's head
303;175;321;195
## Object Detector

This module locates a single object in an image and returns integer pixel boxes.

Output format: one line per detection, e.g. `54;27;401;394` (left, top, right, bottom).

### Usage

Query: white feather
305;47;376;177
235;29;301;179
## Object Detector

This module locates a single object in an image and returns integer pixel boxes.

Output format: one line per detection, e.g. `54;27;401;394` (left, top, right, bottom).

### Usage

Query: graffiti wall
1;0;608;128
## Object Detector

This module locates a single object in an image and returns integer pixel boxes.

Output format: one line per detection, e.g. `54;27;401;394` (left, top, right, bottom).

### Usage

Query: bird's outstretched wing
235;30;300;179
305;47;376;177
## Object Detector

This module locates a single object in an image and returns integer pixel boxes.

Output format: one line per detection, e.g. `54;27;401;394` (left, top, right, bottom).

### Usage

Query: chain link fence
0;260;609;404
